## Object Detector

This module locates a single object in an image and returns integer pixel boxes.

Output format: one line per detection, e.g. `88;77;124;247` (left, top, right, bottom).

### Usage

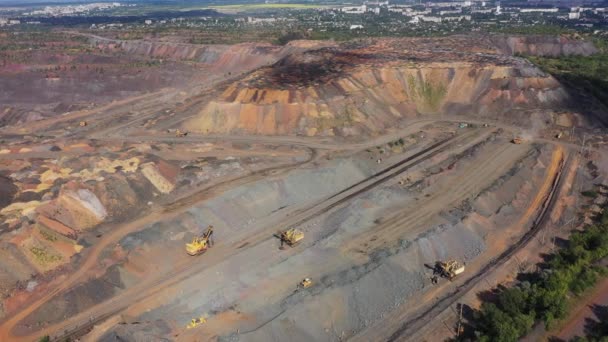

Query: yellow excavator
186;316;207;329
435;260;465;280
186;225;214;256
299;278;312;289
278;228;304;249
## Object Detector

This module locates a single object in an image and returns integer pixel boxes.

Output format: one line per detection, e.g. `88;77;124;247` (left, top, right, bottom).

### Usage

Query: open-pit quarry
0;33;607;342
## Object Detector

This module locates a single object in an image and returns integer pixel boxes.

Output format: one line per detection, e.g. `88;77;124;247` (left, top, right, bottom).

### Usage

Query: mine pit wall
89;37;323;75
184;63;568;136
491;35;599;57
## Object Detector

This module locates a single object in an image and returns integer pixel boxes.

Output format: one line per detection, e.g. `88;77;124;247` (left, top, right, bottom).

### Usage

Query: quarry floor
1;113;599;342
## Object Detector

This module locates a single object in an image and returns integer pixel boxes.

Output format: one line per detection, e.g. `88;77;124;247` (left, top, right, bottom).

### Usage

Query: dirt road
554;276;608;340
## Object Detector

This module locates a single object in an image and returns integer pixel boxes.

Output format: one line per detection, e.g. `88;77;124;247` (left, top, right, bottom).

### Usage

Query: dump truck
435;260;465;280
186;225;214;256
279;228;304;249
299;278;312;288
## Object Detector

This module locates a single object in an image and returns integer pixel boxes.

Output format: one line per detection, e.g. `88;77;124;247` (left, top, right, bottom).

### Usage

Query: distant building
569;10;581;19
145;19;152;25
520;8;558;13
420;16;442;22
8;19;20;25
350;24;364;29
0;18;7;26
368;7;381;14
342;5;367;14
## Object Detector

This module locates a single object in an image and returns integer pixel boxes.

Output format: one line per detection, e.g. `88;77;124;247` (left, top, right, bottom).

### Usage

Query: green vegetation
38;336;50;342
582;190;599;198
210;3;323;10
527;40;608;109
407;75;447;111
39;229;58;242
492;24;575;35
30;246;62;265
461;203;608;341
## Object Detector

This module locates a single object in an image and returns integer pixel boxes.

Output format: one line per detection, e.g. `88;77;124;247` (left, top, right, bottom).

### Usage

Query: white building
144;19;152;25
520;8;558;13
350;24;364;29
569;10;581;19
341;5;367;14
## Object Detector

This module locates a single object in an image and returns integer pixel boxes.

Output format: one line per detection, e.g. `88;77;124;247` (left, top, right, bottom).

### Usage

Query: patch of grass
407;75;446;111
39;229;58;242
30;247;62;265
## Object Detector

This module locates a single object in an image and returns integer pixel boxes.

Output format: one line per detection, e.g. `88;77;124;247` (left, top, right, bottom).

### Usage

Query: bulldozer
278;228;304;249
435;260;465;280
186;225;214;256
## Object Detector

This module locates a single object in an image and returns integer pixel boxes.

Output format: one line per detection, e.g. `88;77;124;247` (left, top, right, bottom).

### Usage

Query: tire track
9;131;472;341
385;147;566;342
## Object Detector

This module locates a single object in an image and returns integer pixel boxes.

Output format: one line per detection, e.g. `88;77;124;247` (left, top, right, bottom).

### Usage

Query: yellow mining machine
278;228;304;249
186;316;207;329
511;137;525;144
186;225;214;256
435;260;465;280
175;129;188;137
299;278;313;289
79;121;88;127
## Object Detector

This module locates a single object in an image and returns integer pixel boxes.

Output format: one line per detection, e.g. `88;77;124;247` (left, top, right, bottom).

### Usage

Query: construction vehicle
175;129;188;137
186;316;207;329
278;228;304;249
186;225;214;256
79;121;87;127
511;137;524;144
435;260;465;280
299;278;312;288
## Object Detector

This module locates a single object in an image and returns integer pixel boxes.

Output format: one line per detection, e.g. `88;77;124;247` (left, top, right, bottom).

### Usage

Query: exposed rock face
492;35;598;57
182;42;568;136
92;38;332;74
0;176;17;210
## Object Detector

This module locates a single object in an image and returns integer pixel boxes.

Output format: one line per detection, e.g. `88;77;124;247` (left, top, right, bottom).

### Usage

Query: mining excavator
299;278;312;289
277;228;304;249
435;260;465;280
186;225;214;256
186;316;207;329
